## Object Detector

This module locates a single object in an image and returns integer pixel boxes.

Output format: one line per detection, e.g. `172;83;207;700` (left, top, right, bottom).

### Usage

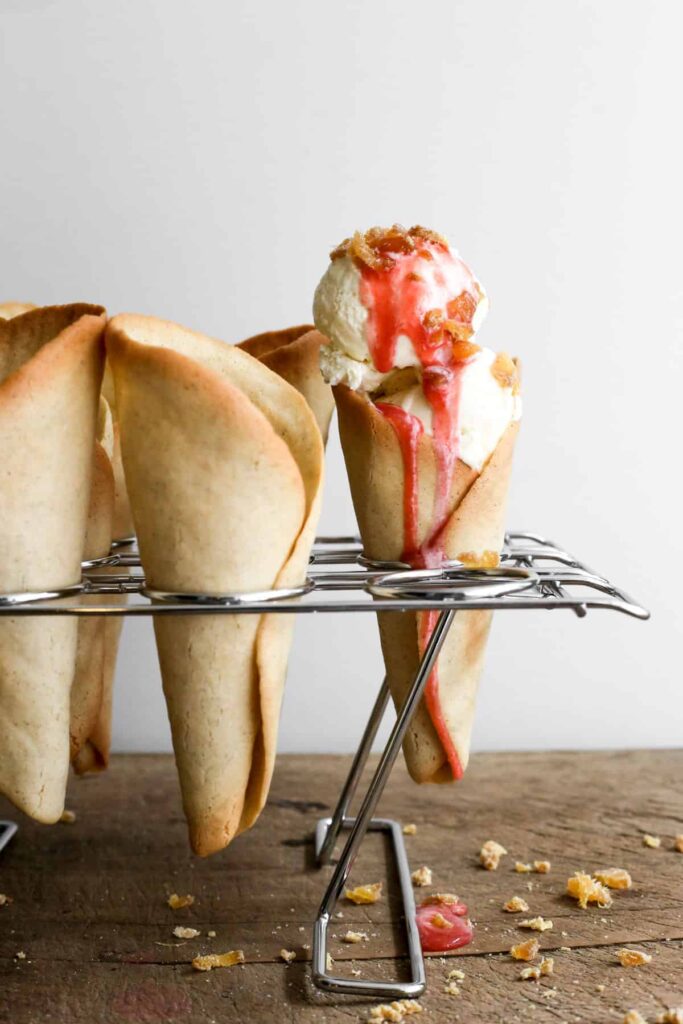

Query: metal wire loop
142;577;316;606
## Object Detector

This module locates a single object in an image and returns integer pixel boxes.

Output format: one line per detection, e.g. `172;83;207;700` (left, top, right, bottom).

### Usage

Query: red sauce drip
374;402;423;558
419;610;464;780
358;240;480;781
415;899;473;952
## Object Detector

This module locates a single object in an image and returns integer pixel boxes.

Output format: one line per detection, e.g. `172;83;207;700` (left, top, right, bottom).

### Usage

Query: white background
2;0;681;757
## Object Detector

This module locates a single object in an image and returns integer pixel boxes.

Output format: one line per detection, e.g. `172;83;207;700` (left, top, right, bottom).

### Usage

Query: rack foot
311;609;456;998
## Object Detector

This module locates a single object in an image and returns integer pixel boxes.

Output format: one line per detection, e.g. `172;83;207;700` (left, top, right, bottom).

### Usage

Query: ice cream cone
0;304;106;821
106;314;323;855
101;362;135;539
69;400;117;769
334;383;519;784
238;326;334;442
0;302;36;320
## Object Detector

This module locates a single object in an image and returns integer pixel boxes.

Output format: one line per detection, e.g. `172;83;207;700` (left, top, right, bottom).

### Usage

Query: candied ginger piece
420;893;462;906
480;839;507;870
510;938;540;961
367;998;422;1022
490;352;518;390
429;912;454;930
566;872;612;909
402;823;417;836
503;896;530;913
191;950;244;972
643;834;661;848
594;868;632;890
617;948;652;967
519;917;553;932
534;860;551;874
345;882;382;905
167;893;195;910
515;862;533;873
656;1010;683;1023
623;1012;648;1024
411;866;432;887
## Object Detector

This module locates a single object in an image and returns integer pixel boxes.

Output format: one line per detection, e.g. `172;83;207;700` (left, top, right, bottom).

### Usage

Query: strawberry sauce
415;898;473;953
358;239;481;781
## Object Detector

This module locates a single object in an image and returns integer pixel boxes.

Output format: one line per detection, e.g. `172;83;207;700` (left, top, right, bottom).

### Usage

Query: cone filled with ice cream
314;225;521;783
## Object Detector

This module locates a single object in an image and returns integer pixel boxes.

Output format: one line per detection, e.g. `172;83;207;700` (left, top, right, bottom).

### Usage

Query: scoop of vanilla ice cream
313;256;371;363
314;247;487;386
380;348;522;471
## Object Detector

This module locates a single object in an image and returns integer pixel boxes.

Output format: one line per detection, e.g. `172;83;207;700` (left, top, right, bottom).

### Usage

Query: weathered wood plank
1;751;682;1022
2;943;682;1023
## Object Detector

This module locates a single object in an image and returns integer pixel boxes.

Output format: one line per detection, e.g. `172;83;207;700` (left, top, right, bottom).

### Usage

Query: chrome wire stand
0;531;649;999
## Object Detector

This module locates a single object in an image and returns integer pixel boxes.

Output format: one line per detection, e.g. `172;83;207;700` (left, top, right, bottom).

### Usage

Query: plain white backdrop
2;0;681;757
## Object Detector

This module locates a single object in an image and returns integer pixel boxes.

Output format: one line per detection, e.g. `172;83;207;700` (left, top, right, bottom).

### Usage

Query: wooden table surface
1;750;682;1023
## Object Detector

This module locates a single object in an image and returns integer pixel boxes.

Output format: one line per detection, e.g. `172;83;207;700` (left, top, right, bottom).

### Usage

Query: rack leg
0;821;18;855
316;677;390;865
312;608;457;998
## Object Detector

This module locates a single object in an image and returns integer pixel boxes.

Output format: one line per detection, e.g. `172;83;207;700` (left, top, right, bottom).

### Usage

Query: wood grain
1;750;682;1022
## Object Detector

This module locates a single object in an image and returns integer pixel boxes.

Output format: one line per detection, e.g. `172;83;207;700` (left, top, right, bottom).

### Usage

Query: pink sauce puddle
415;899;474;952
358;240;478;781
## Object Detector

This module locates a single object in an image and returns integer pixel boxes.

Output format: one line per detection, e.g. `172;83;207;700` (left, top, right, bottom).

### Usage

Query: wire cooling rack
0;531;650;618
0;531;649;1000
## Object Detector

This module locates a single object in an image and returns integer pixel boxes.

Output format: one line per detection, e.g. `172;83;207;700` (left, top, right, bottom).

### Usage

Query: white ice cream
314;253;486;368
314;236;521;472
379;347;522;471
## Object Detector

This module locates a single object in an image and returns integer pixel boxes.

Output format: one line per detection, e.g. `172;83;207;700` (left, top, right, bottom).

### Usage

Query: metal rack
0;531;649;999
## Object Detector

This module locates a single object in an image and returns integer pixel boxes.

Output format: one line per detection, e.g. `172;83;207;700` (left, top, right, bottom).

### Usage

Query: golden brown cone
334;383;519;784
102;361;135;539
0;302;36;320
238;326;334;442
106;314;323;855
68;399;116;770
71;617;122;774
0;304;106;820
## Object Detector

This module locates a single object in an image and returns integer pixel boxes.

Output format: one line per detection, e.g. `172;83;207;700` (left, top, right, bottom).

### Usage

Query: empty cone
334;383;519;784
106;314;323;855
70;400;117;771
238;326;334;442
0;304;105;820
0;302;36;320
101;362;135;539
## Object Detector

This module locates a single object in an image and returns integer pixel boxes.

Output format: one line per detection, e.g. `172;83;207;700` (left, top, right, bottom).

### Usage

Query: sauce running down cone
315;226;521;784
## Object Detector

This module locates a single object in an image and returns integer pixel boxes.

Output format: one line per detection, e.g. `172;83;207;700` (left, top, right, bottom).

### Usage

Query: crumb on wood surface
479;839;507;870
191;950;244;972
503;896;529;913
510;938;540;961
345;882;383;904
167;893;195;910
617;948;652;967
411;865;432;887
